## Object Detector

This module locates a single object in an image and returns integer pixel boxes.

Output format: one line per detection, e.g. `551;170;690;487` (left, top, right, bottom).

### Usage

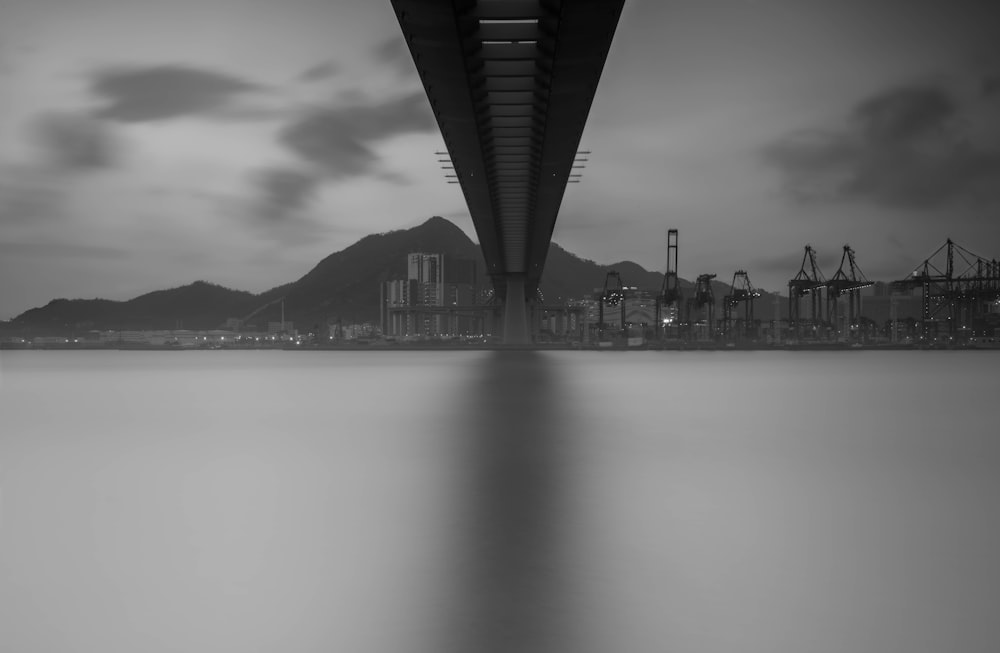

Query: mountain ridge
9;216;779;331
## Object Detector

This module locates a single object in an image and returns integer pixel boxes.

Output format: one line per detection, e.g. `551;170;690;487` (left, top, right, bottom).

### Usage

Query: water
1;350;998;653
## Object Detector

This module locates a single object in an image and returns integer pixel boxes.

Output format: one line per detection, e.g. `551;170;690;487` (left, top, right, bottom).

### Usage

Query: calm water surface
1;350;998;652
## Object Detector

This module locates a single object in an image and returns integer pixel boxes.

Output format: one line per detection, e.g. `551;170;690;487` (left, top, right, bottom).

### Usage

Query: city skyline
2;0;999;320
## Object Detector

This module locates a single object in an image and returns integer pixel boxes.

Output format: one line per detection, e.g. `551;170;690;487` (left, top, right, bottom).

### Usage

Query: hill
11;281;256;332
246;215;485;329
11;216;787;331
540;243;665;301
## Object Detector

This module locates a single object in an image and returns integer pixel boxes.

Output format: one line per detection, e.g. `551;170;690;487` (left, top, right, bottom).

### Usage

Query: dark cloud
279;92;435;179
33;113;117;171
374;36;414;76
91;65;259;122
843;142;1000;208
762;130;859;201
852;86;955;145
252;168;318;221
763;82;1000;209
984;75;1000;99
299;60;340;82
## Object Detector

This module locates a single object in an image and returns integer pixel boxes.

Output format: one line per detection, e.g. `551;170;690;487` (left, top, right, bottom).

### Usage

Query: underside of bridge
390;0;625;343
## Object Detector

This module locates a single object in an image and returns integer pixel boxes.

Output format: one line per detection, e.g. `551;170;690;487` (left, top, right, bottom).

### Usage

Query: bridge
390;0;626;343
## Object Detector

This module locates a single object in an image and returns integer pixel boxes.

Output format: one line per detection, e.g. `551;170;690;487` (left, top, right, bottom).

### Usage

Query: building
441;257;480;336
267;321;294;336
382;277;414;336
382;253;481;338
408;253;444;308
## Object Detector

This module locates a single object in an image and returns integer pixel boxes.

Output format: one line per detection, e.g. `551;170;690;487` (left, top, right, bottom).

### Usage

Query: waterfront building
408;253;444;308
625;289;657;336
266;321;294;336
382;253;481;338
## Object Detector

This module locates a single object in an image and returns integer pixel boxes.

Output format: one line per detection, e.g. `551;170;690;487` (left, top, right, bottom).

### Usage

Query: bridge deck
391;0;625;302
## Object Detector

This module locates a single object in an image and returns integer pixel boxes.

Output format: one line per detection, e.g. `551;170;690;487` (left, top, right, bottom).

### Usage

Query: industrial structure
891;238;1000;343
597;270;627;341
372;233;999;347
370;234;999;347
656;229;682;337
686;274;717;340
788;245;826;340
826;245;874;339
391;0;626;343
722;270;761;341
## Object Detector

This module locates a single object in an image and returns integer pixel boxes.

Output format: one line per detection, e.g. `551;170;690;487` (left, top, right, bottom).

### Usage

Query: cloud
852;85;955;144
0;178;63;224
984;75;1000;99
33;113;117;171
374;36;414;76
375;170;412;185
91;65;260;122
0;241;129;259
750;252;815;276
209;104;292;122
763;82;1000;209
279;91;435;179
762;130;859;202
252;167;318;221
299;60;340;82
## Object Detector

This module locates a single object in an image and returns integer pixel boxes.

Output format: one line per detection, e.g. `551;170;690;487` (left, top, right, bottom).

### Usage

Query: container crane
723;270;761;341
656;229;682;338
788;245;826;340
686;273;716;340
890;239;1000;342
597;270;627;341
826;245;873;341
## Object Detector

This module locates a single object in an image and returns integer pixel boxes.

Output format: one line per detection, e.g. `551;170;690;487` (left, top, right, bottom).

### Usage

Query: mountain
11;281;256;332
10;216;786;331
540;243;664;301
247;215;485;329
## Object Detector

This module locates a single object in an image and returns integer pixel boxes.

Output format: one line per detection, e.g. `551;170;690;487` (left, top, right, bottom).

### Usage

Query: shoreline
3;341;998;352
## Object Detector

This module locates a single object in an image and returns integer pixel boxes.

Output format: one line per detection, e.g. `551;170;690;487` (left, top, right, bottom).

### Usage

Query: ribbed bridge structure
390;0;625;343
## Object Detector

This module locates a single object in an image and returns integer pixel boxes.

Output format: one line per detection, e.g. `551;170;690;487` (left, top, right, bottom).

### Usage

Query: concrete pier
502;275;530;345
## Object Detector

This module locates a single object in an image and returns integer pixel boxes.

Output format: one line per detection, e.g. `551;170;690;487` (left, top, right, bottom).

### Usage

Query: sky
2;0;999;319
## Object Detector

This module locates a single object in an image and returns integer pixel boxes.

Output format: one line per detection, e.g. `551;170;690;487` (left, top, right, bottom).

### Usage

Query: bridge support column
502;274;531;345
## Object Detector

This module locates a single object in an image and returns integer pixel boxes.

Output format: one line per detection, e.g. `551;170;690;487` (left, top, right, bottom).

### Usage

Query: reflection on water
443;351;584;652
1;350;999;653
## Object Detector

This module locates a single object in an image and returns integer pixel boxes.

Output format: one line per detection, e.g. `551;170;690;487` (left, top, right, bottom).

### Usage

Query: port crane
788;245;826;340
826;245;873;340
686;273;716;340
597;270;627;341
655;229;682;338
723;270;761;341
891;238;1000;342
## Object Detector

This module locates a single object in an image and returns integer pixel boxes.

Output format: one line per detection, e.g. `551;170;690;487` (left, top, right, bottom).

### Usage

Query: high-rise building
382;253;481;338
408;253;443;308
442;257;479;335
407;253;444;334
382;278;416;336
